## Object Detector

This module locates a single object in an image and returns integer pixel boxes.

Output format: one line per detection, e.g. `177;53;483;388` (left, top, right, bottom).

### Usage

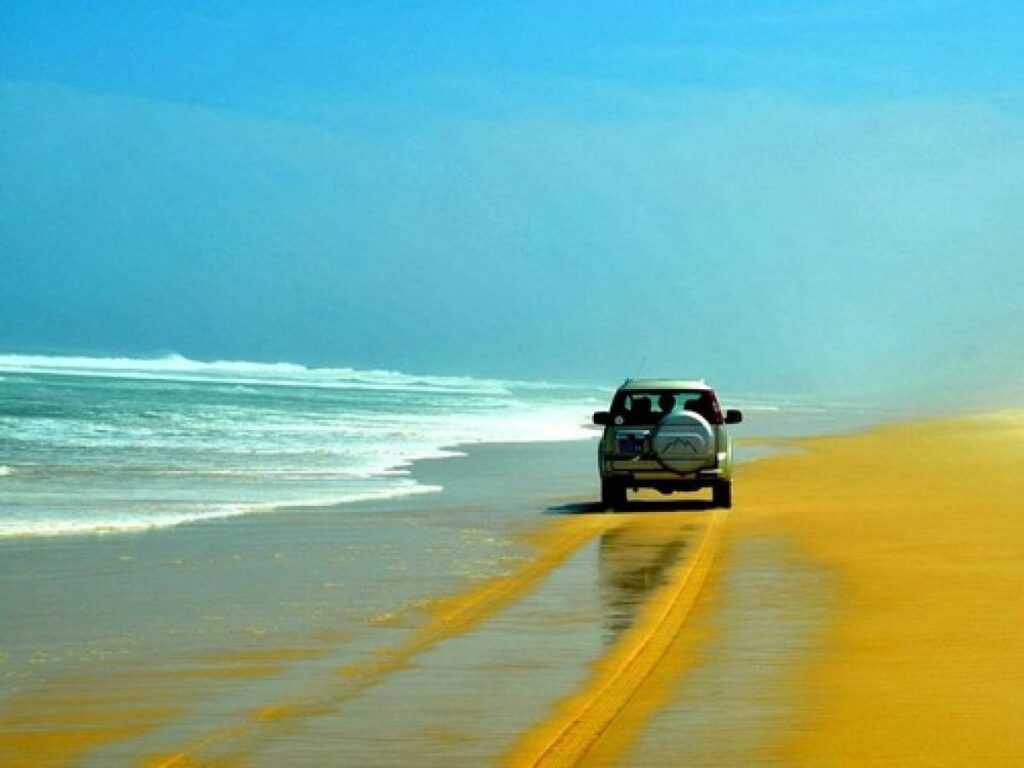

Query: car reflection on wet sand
598;513;704;642
545;495;711;643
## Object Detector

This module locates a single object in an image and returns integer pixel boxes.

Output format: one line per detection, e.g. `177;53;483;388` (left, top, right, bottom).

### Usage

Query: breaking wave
0;353;605;538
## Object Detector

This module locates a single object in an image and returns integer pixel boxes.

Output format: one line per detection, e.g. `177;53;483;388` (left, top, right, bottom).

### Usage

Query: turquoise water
0;354;606;537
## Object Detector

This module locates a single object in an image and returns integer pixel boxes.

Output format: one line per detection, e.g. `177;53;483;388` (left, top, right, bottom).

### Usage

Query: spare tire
649;411;716;474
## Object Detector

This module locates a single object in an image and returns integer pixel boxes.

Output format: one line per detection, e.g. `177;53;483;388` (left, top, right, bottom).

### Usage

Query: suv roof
618;378;711;392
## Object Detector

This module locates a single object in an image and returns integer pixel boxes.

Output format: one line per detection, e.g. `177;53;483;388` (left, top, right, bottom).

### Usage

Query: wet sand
2;412;1023;766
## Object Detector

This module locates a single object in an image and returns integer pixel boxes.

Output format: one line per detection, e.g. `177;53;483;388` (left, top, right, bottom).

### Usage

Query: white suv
593;379;743;508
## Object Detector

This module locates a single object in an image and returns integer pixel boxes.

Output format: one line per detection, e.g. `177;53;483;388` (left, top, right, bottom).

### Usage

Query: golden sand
0;709;177;768
736;411;1024;764
587;411;1024;766
509;411;1024;766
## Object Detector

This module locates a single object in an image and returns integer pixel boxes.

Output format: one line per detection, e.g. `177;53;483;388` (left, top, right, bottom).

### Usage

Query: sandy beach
2;411;1023;766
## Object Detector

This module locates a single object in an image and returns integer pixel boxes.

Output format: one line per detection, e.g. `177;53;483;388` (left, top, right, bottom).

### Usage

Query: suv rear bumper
604;457;722;473
603;461;724;486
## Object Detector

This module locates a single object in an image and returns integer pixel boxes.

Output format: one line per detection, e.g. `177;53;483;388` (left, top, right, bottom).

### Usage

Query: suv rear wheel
712;480;732;509
601;479;626;508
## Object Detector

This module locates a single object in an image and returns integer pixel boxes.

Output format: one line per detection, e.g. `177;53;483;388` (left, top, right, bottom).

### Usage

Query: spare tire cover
649;412;715;473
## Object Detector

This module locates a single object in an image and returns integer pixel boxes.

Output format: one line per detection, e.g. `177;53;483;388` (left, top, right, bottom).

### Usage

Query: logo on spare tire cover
661;437;700;455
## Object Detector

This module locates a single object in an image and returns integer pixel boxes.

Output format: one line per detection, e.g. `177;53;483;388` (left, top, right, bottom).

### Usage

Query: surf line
505;510;725;768
150;513;628;767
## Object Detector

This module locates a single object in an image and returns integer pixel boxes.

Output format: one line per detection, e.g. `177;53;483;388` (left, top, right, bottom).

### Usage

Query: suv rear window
610;390;722;426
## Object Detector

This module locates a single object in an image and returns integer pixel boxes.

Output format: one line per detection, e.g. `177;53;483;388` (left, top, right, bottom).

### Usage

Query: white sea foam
0;483;444;538
0;508;245;538
0;352;524;395
0;355;604;538
0;465;13;477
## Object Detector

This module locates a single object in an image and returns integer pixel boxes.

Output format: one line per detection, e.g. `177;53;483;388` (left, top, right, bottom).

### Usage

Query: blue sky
1;2;1022;401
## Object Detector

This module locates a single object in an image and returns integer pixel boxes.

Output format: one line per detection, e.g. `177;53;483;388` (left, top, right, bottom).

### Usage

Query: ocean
0;354;608;537
0;354;878;538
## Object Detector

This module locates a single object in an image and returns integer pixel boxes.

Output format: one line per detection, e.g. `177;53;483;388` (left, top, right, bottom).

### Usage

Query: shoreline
0;435;600;541
0;438;601;690
0;410;872;542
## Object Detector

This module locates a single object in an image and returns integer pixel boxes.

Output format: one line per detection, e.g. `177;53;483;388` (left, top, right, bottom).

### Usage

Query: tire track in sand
150;513;627;767
505;509;724;768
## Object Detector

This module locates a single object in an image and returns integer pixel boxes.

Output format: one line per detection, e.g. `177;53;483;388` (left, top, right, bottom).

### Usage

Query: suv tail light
708;392;724;425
